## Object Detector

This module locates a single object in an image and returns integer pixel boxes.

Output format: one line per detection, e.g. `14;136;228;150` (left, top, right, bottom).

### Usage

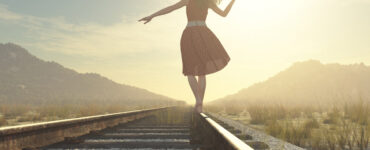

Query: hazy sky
1;0;370;104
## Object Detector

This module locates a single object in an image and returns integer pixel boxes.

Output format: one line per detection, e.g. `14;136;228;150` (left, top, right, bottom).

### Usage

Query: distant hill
211;60;370;106
0;43;184;106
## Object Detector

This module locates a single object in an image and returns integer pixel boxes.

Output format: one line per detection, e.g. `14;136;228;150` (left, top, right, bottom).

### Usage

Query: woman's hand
210;0;236;17
138;16;153;24
138;0;188;24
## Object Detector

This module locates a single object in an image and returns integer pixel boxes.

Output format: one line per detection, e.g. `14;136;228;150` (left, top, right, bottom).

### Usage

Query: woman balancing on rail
139;0;235;113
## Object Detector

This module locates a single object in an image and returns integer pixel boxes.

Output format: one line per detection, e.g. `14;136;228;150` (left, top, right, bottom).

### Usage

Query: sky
0;0;370;104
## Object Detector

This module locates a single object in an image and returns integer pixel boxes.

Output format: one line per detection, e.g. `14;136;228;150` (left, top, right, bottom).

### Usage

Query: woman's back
186;0;208;21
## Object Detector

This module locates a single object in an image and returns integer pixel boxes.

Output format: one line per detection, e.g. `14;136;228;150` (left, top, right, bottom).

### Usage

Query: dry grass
0;115;7;126
0;103;158;127
207;100;370;149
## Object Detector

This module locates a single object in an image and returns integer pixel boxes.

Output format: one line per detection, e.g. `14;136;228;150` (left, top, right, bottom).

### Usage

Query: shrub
247;105;269;124
324;106;340;125
265;120;312;147
265;119;283;137
311;134;329;150
247;104;288;125
17;111;41;122
304;118;320;129
0;115;7;126
1;104;31;118
224;104;245;116
347;100;369;125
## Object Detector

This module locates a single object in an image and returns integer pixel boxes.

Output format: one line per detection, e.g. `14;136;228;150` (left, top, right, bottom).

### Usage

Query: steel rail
192;112;254;150
0;106;255;150
0;106;177;150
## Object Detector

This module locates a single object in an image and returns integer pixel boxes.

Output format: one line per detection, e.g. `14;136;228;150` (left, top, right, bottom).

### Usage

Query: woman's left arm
210;0;235;17
139;0;189;24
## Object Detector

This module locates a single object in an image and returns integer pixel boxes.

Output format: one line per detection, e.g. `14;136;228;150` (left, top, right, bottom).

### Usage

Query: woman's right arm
210;0;236;17
139;0;189;24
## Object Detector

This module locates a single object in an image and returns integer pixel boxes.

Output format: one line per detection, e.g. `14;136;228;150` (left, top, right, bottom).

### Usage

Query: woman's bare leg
198;75;206;102
187;75;200;105
197;75;206;112
187;75;206;112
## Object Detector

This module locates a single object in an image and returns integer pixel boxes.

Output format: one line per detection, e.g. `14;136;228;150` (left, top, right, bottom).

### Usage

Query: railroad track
43;107;196;150
0;106;261;150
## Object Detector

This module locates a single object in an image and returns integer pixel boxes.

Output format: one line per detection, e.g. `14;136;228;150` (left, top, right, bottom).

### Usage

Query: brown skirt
180;26;230;76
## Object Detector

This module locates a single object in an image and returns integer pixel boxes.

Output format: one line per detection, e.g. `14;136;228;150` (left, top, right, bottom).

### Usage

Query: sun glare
225;0;306;22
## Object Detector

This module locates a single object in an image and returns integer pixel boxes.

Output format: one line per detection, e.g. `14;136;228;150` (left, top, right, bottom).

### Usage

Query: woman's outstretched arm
138;0;189;24
210;0;235;17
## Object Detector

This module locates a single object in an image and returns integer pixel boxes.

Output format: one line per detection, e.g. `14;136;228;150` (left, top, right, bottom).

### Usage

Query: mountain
0;43;184;106
211;60;370;106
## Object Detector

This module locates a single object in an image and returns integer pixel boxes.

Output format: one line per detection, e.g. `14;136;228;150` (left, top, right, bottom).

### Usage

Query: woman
139;0;235;113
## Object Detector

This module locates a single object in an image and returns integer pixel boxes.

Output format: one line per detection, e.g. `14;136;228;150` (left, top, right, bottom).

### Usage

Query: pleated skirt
180;26;230;76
